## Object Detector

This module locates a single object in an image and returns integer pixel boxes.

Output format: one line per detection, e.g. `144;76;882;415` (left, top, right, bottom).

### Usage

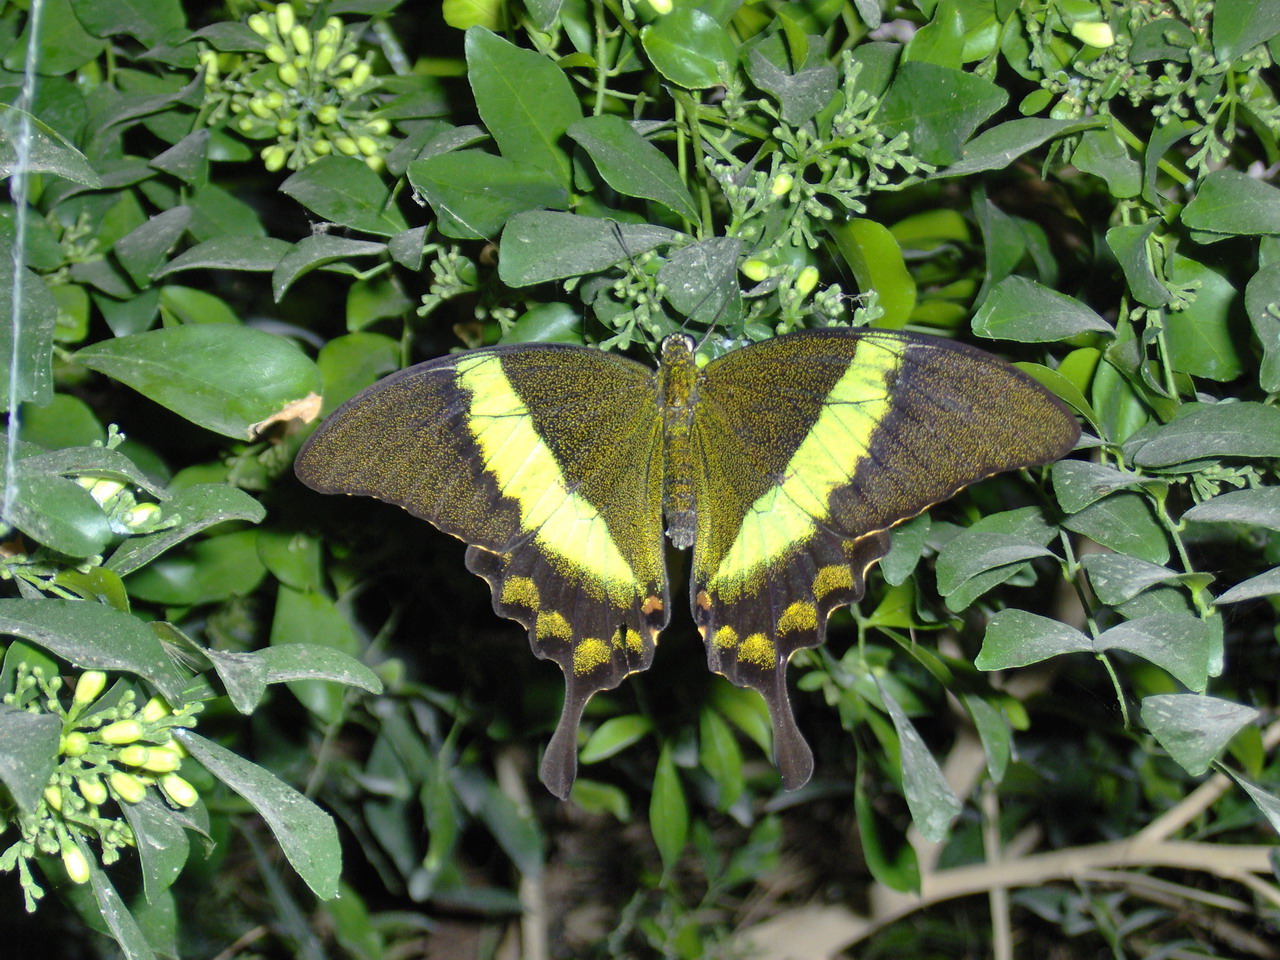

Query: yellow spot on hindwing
711;341;904;593
625;628;643;654
814;565;853;598
501;576;540;609
536;611;572;641
737;632;776;668
713;625;739;649
573;637;611;674
456;354;637;595
778;601;817;634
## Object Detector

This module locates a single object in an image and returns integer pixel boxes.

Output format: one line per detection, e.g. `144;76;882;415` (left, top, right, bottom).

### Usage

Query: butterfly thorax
657;334;699;549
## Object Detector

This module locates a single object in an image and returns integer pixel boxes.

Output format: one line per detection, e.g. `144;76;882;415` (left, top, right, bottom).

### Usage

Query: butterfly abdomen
658;334;699;549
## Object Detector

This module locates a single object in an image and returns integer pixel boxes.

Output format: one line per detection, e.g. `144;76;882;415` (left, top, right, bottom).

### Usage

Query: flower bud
237;116;256;133
74;671;107;705
62;845;91;885
141;696;171;723
264;90;285;110
363;154;385;173
263;145;289;172
160;774;198;808
740;259;770;282
1071;20;1114;48
141;746;182;773
118;745;150;767
313;138;333;155
366;117;390;136
44;785;63;812
125;503;161;529
247;13;271;37
249;96;273;120
62;732;90;756
275;2;295;35
316;104;338;125
290;25;311;56
277;117;295;136
315;43;336;71
350;61;372;87
109;771;146;804
650;0;673;11
796;265;819;296
356;135;378;156
338;53;359;72
100;720;142;744
334;136;359;155
277;62;299;87
265;43;288;64
771;173;793;196
78;777;108;806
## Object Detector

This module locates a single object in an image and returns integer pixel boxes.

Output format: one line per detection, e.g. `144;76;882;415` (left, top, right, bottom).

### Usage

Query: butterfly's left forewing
690;330;1080;788
295;345;670;798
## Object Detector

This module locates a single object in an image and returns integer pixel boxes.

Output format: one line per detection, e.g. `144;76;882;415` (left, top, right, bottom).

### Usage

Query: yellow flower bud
316;104;338;125
141;696;171;723
771;173;793;196
1071;20;1114;48
100;720;142;744
338;53;359;72
356;135;378;156
264;90;285;110
364;155;385;173
741;259;770;282
247;13;271;37
265;43;288;64
350;61;371;86
62;732;89;756
249;97;273;120
334;136;359;155
160;774;198;808
109;771;147;804
263;145;289;172
44;785;63;811
291;24;311;56
74;671;107;705
62;845;91;885
649;0;673;12
275;2;295;35
277;117;295;135
313;138;333;155
796;265;819;296
278;62;299;87
315;43;336;71
125;503;161;528
237;116;256;132
118;744;150;767
366;117;390;136
82;477;125;504
78;777;108;806
141;747;182;773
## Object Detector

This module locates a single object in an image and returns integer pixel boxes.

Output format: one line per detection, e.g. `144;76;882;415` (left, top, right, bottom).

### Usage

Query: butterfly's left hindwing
295;345;670;798
689;330;1080;787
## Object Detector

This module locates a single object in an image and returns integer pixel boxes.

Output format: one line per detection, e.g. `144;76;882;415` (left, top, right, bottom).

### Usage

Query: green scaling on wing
294;328;1081;799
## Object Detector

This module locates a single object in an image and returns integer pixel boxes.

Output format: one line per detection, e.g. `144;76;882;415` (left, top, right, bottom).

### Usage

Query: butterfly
294;328;1080;798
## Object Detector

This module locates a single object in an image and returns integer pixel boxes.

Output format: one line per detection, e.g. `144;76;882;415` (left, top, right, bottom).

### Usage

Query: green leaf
0;104;100;185
641;8;739;89
977;609;1092;670
3;0;104;75
649;742;688;874
256;643;382;695
935;533;1056;598
149;129;210;186
657;237;742;327
829;219;917;329
1;469;112;556
407;150;567;240
569;778;631;820
580;714;652;764
709;679;773;756
70;0;184;45
1216;566;1280;604
1106;221;1170;308
80;844;157;960
0;704;60;812
1182;170;1280;237
0;598;187;703
903;0;963;67
881;514;930;586
941;117;1100;177
877;61;1007;166
1071;129;1140;198
961;694;1011;782
153;236;291;276
477;781;545;876
1061;492;1169;564
272;236;387;302
743;42;837;126
280;157;408;237
972;275;1112;341
1082;553;1183;605
1244;262;1280;392
1129;402;1280;468
115;207;192;288
0;237;57;409
856;767;920;893
1183;485;1280;533
1213;0;1280;59
119;795;190;904
177;730;341;899
269;587;362;723
1162;255;1244;381
106;484;266;577
567;115;698;222
499;211;680;286
158;285;238;326
76;325;321;439
876;677;961;843
1227;771;1280;837
204;647;268;714
124;529;267;606
465;26;581;186
1141;694;1258;776
698;707;744;811
499;303;583;345
1098;614;1215;692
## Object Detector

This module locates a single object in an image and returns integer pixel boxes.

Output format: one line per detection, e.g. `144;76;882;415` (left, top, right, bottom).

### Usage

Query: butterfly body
296;328;1080;798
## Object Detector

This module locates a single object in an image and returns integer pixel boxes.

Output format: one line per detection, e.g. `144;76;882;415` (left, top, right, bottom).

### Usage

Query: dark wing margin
690;329;1080;789
294;344;670;798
